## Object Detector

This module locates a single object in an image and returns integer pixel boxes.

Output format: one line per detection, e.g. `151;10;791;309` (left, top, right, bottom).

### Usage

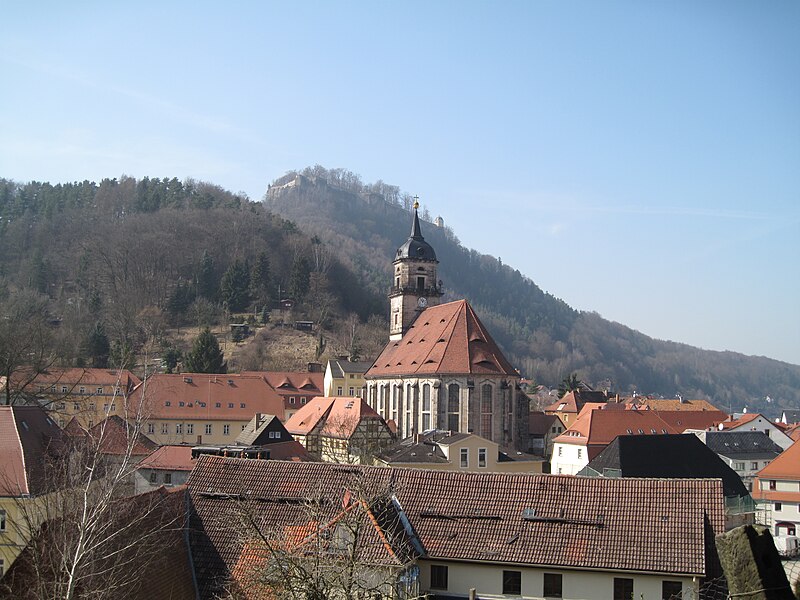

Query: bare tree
0;289;59;406
0;366;183;600
221;474;423;600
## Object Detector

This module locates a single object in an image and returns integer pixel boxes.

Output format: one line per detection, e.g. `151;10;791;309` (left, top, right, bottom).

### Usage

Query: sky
1;1;798;365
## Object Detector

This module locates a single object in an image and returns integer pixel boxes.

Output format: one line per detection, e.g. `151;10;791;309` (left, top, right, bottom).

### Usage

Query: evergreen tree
558;373;584;399
161;346;181;374
250;251;272;305
220;259;251;313
184;327;226;373
166;282;195;321
288;256;311;302
196;250;216;300
84;322;110;368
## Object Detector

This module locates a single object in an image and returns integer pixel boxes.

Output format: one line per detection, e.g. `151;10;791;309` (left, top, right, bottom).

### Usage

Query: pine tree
250;251;272;306
220;259;251;313
184;327;227;373
288;256;311;302
84;322;110;368
196;250;216;300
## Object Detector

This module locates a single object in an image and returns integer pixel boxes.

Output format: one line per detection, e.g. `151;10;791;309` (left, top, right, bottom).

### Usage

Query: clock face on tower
417;297;428;308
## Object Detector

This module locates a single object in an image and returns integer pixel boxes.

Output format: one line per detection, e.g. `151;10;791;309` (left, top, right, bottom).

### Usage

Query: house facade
323;358;371;398
753;441;800;537
284;396;395;463
692;430;783;491
375;430;544;473
715;412;794;450
129;373;285;445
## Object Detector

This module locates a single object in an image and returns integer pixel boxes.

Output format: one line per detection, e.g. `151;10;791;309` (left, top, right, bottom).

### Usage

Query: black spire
395;197;437;262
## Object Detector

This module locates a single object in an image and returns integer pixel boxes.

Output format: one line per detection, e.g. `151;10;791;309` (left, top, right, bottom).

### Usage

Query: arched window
448;384;460;432
422;384;431;431
481;384;493;439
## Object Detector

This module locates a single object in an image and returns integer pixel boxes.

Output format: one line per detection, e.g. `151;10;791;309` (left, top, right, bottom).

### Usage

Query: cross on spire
413;195;420;210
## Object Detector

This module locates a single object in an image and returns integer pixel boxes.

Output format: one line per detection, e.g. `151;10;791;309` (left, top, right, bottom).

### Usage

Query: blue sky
1;1;798;364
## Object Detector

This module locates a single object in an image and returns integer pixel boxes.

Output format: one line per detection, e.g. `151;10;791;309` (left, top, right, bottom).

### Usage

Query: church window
448;384;460;432
405;384;413;437
395;277;400;288
422;384;431;431
416;276;425;290
481;384;493;439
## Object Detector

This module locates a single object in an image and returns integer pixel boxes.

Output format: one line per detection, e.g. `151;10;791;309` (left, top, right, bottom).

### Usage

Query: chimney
255;413;263;427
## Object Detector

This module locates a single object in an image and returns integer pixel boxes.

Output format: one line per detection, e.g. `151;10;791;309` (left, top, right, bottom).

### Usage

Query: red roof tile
130;373;285;421
366;300;518;377
755;440;800;480
284;396;386;439
244;371;324;411
138;445;195;471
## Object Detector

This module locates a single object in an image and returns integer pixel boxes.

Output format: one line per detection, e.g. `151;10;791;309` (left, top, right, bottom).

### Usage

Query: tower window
416;276;425;290
395;277;400;288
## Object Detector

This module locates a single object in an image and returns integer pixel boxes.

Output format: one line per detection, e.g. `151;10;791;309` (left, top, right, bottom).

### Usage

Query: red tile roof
244;371;324;411
755;440;800;480
554;407;725;449
187;456;726;599
284;396;386;439
624;397;722;412
17;367;141;393
0;405;65;496
87;415;159;456
130;373;286;421
543;390;608;414
138;445;195;471
366;300;518;377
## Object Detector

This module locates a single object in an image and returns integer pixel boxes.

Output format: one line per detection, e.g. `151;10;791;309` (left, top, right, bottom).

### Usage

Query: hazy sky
2;2;798;364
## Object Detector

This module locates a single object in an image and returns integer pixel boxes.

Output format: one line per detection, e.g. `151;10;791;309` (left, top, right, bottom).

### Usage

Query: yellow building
323;359;371;399
375;430;544;473
128;373;286;445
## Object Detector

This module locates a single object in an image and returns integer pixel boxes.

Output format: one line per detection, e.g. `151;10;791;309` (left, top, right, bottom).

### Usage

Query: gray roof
782;409;800;423
328;359;373;378
704;431;783;459
395;209;437;262
235;414;279;446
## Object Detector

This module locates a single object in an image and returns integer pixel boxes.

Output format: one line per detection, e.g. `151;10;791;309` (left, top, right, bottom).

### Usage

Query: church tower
388;198;443;340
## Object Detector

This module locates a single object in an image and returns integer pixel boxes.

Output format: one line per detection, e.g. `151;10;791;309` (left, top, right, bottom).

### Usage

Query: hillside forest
1;171;799;416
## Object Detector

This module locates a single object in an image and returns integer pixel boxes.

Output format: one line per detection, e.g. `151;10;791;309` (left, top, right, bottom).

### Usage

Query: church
365;201;529;450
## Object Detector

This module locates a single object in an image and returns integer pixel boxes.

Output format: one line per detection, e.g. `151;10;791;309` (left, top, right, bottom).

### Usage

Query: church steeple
389;198;442;340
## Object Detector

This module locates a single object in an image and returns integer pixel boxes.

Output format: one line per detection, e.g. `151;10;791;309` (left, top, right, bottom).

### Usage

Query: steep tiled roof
187;456;725;598
87;415;159;456
581;434;749;498
17;367;141;393
755;441;800;480
0;405;65;496
284;396;386;439
130;373;285;421
245;371;324;411
555;408;726;449
138;445;195;471
366;300;517;377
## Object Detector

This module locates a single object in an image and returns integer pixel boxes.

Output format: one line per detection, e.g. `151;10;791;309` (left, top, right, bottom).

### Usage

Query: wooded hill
264;167;800;415
0;176;387;374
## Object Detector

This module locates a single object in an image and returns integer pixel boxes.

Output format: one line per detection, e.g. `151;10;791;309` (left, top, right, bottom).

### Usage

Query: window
558;447;562;457
460;448;468;468
73;402;80;411
735;462;745;471
269;431;280;439
662;581;682;599
161;423;169;434
187;424;194;435
205;424;212;435
179;401;185;407
89;402;95;410
51;385;56;392
165;401;171;407
61;385;68;393
240;403;246;408
543;573;562;598
56;401;66;410
775;502;782;511
164;473;172;484
228;403;234;409
337;386;343;395
481;384;493;438
479;448;487;468
215;402;221;408
103;404;109;412
751;462;759;470
110;404;115;412
614;577;633;600
224;424;230;435
176;424;183;434
79;386;86;394
0;558;4;578
147;423;155;434
422;383;431;431
430;565;448;590
0;509;6;531
301;398;307;404
290;397;295;404
448;384;460;432
97;387;103;394
769;480;777;490
577;448;582;459
349;387;355;396
502;570;521;595
149;472;157;483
